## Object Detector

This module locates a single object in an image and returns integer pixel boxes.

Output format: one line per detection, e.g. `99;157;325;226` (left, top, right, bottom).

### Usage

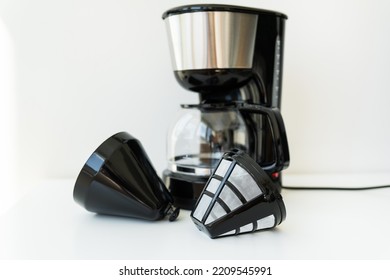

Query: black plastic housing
73;132;177;221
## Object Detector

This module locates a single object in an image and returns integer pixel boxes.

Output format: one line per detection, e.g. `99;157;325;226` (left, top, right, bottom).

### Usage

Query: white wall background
1;0;390;212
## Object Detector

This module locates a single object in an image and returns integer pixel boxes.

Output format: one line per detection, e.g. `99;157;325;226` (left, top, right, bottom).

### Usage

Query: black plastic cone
74;132;178;221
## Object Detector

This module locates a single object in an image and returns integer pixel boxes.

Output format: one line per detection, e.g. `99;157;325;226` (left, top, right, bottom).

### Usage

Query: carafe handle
238;103;290;173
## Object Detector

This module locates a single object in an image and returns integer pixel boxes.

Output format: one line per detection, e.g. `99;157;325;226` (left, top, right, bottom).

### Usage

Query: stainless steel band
164;11;258;71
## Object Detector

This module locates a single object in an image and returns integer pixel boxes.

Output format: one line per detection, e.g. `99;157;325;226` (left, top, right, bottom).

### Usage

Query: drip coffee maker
162;4;290;210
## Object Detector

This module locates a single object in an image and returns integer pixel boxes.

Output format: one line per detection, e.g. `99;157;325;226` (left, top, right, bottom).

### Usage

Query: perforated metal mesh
191;150;285;238
192;159;264;229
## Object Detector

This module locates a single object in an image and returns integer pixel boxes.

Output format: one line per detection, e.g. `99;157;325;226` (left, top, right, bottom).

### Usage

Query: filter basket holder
73;132;179;221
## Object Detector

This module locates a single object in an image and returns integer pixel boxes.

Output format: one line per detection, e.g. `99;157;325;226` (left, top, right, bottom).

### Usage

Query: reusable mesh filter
191;149;286;238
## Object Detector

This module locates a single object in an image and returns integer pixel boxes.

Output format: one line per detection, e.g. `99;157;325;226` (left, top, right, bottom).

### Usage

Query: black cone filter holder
73;132;179;221
191;149;286;238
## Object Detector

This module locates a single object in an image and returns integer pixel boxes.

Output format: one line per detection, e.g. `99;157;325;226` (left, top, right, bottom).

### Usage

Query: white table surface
1;179;390;260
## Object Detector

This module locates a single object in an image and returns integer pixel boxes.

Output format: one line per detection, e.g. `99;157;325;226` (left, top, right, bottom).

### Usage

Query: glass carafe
167;104;251;177
164;102;289;210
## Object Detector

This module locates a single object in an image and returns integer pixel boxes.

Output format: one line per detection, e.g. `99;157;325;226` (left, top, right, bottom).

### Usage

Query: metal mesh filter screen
192;159;268;231
191;150;286;238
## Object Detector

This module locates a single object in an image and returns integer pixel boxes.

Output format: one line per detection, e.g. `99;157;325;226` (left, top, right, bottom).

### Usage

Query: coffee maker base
163;170;209;210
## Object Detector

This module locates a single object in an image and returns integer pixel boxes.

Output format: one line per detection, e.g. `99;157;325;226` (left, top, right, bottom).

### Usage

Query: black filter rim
162;4;287;20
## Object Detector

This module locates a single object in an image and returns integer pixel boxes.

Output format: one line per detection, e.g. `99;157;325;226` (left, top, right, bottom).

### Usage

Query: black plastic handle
238;103;290;173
